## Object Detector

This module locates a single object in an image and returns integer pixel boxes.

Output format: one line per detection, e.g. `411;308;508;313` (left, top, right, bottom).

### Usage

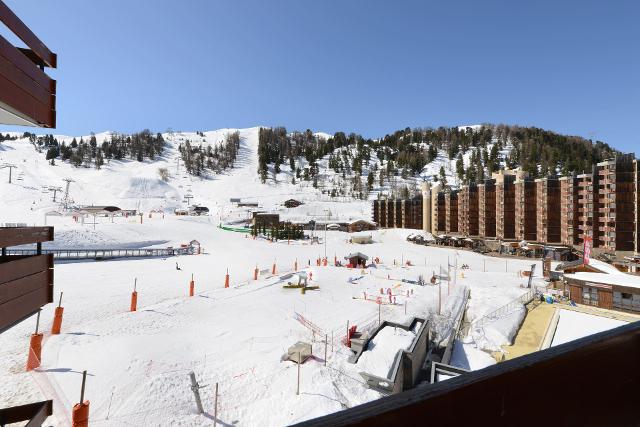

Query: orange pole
51;306;64;334
253;266;258;280
189;273;195;296
26;333;43;371
272;262;276;275
294;260;298;272
130;291;138;311
72;401;90;427
51;292;64;334
225;270;229;288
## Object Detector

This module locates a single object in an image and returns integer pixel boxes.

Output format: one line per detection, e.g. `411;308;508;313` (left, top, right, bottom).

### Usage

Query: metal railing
5;247;192;260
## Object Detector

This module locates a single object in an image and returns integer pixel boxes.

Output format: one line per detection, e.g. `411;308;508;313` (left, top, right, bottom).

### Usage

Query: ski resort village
1;1;639;426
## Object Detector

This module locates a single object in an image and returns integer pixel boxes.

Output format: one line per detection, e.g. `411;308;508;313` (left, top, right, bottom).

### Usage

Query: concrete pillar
421;182;431;234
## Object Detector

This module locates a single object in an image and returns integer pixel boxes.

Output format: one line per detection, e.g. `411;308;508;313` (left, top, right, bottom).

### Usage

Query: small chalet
345;252;369;268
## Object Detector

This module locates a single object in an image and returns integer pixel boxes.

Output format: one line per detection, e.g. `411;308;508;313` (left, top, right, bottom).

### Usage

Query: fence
470;288;537;331
5;247;193;260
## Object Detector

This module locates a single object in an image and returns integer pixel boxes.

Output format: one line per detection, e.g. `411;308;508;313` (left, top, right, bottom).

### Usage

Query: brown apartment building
576;169;600;247
535;177;561;243
560;175;580;246
401;198;423;229
636;160;640;254
515;175;537;241
433;190;446;234
458;184;479;236
478;179;496;238
495;170;517;240
445;190;459;234
372;198;422;230
597;155;636;252
372;159;639;254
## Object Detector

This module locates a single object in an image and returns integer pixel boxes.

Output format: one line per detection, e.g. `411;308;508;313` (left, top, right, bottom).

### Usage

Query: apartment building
559;175;579;246
433;190;446;234
458;184;479;236
576;170;600;247
372;197;423;230
445;190;459;234
401;198;423;229
372;158;639;254
515;176;537;241
597;155;636;252
495;170;517;240
536;177;561;243
636;160;640;254
478;179;496;238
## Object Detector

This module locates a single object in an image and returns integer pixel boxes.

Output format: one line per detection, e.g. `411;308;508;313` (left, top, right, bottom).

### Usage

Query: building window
583;287;599;306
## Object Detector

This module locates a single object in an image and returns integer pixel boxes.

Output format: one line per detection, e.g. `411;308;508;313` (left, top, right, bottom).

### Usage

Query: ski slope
1;127;538;426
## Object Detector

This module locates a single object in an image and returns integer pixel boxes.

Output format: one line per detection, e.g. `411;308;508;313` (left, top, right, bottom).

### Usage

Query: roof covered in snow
564;272;640;289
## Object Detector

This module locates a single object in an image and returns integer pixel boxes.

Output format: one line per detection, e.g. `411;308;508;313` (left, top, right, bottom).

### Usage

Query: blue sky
2;0;639;153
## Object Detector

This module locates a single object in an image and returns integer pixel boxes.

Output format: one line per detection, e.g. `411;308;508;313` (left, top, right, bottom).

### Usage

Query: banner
583;236;593;265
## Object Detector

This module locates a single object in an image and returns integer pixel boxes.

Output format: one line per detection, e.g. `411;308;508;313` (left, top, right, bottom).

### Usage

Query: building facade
478;179;496;238
371;157;639;254
576;170;600;247
597;155;636;252
515;176;537;241
433;190;446;234
458;184;479;237
445;190;459;234
536;177;561;243
560;175;580;246
495;171;517;240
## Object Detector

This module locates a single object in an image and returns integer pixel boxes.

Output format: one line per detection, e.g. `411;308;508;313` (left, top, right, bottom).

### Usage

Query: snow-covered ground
551;310;627;347
1;127;538;426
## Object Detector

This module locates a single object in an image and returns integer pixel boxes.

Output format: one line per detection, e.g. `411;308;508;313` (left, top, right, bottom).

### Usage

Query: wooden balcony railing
0;0;56;127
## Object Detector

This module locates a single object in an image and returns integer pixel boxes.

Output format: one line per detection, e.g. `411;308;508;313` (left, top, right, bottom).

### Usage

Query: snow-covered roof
564;272;640;290
345;252;369;260
587;259;624;275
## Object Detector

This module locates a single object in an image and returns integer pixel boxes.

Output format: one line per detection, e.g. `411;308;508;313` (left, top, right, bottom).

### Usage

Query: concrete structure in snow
421;182;431;234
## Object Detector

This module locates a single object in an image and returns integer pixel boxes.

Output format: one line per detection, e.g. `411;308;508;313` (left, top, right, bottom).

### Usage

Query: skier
176;262;181;271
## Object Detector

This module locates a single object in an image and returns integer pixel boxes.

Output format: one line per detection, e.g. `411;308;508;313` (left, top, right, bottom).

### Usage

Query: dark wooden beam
0;254;53;334
0;227;53;248
0;400;52;426
0;1;56;68
293;321;640;427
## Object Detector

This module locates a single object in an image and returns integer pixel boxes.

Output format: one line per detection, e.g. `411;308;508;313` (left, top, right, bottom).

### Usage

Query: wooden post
324;334;327;366
296;352;301;395
438;277;442;315
214;382;219;427
189;371;204;414
346;320;349;347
